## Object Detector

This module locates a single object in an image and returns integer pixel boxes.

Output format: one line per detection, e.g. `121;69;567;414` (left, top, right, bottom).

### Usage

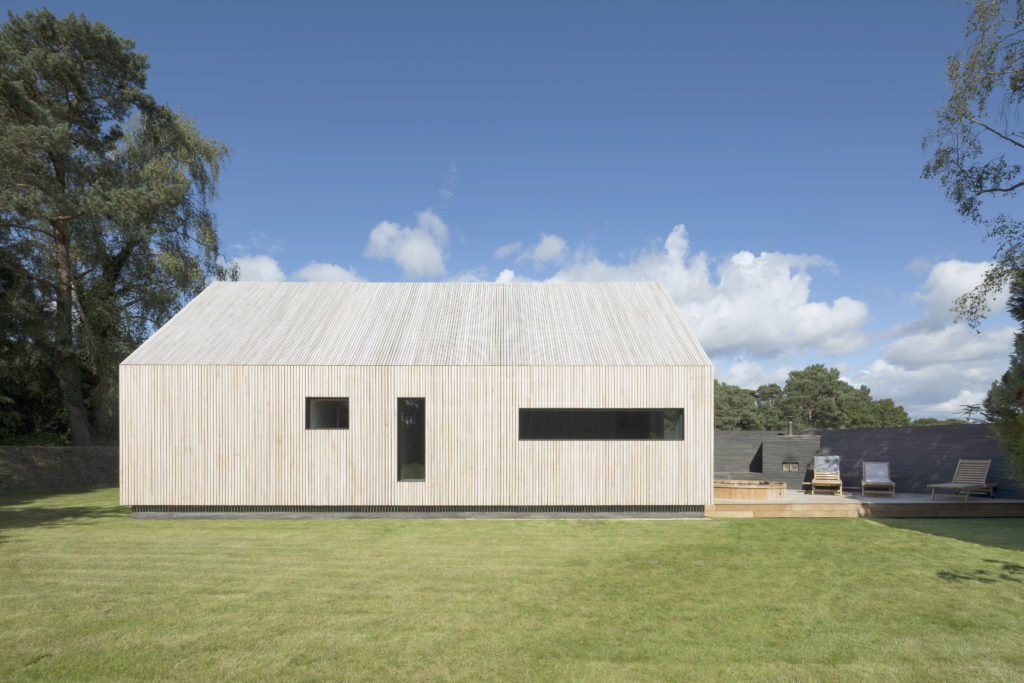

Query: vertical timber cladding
119;362;712;507
121;364;513;506
513;365;712;506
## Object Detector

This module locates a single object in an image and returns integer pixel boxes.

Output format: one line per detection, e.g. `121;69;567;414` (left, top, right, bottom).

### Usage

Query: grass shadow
937;559;1024;584
875;518;1024;553
0;488;128;535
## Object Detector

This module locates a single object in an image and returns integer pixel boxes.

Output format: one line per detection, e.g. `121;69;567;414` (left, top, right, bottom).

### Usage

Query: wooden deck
707;490;1024;518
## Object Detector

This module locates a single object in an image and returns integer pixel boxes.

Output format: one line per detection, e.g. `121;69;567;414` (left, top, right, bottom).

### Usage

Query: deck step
707;501;1024;519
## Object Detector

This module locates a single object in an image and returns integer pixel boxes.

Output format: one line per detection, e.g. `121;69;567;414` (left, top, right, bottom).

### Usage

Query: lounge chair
811;455;842;495
927;459;995;502
861;461;895;496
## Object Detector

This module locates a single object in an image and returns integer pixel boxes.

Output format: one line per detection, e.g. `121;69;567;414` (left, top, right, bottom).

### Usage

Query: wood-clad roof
122;282;710;366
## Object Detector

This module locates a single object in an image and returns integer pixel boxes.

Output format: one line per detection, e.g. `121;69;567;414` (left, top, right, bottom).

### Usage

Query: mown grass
2;489;1024;681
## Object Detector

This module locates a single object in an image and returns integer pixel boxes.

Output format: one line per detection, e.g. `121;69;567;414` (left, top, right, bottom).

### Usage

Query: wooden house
119;282;713;514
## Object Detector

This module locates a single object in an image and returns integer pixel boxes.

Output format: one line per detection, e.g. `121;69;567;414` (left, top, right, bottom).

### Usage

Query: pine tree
1;10;233;444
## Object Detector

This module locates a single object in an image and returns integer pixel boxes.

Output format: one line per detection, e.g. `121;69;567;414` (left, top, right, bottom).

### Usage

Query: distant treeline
714;364;966;431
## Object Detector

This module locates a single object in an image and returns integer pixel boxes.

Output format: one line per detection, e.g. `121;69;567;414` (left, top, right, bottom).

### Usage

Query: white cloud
849;351;1009;418
548;224;869;359
494;242;522;259
716;358;792;388
925;389;991;418
550;225;714;296
848;259;1015;417
911;260;1004;330
517;233;568;266
364;209;449;278
233;254;366;283
692;252;868;357
234;254;285;282
882;325;1014;370
495;268;531;284
294;261;363;282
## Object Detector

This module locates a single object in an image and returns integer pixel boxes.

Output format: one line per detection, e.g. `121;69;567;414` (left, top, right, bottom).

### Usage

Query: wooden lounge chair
861;461;895;496
927;459;995;502
811;455;842;495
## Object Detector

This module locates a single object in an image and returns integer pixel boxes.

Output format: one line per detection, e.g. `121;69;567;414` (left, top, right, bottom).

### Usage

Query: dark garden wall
813;424;1023;499
714;431;822;489
715;424;1023;498
0;446;118;493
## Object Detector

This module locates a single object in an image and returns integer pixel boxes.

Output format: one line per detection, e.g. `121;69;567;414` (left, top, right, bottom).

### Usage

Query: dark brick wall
812;424;1023;498
715;425;1023;498
714;430;776;480
714;431;821;489
0;446;118;493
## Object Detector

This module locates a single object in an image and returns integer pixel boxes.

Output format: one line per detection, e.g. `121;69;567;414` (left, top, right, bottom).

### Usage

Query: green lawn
2;490;1024;681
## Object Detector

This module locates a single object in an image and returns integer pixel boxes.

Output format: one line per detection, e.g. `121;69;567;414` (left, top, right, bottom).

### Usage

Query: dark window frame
518;408;684;441
305;397;350;430
397;397;426;482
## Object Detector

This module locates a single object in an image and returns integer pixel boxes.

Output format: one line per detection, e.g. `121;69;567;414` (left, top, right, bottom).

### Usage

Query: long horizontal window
519;409;684;441
306;398;349;430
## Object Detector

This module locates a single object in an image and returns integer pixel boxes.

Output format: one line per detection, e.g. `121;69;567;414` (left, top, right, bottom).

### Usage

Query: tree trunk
52;222;91;446
85;244;137;443
89;374;118;444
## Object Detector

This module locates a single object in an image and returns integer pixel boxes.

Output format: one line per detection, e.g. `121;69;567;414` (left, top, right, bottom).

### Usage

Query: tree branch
0;259;59;289
2;222;53;237
48;210;86;223
977;179;1024;195
966;114;1024;151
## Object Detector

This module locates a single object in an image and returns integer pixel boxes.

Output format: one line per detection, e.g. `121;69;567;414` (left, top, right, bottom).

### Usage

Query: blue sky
13;0;1016;417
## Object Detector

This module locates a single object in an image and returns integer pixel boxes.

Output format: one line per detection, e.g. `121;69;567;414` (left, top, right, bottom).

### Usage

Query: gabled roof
122;282;710;366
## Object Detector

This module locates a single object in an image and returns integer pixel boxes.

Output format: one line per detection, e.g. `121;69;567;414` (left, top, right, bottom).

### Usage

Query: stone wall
0;446;118;493
714;424;1023;498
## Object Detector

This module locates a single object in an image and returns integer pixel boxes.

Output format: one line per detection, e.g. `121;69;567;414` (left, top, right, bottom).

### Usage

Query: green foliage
715;364;911;431
0;10;234;444
923;0;1024;325
778;364;845;429
911;417;970;426
983;271;1024;482
0;263;67;440
872;398;912;428
753;383;784;430
713;380;759;430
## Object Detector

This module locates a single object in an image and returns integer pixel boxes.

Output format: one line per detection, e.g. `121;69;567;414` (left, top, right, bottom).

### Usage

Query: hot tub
713;480;787;500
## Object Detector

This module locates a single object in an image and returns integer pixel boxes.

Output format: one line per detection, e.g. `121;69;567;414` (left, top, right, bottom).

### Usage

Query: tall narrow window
306;398;349;429
519;408;684;440
398;398;425;481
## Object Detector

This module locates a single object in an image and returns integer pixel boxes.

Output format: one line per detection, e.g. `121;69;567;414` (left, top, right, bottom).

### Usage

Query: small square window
306;398;349;429
782;461;799;472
